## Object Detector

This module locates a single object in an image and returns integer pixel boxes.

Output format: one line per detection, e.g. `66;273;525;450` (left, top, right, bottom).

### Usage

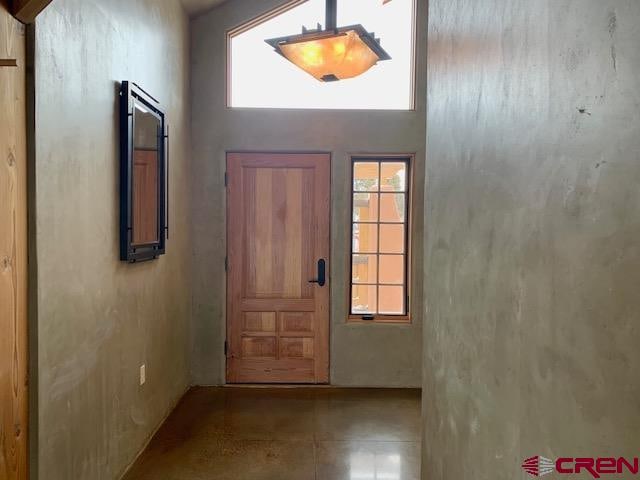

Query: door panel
227;153;330;383
0;7;28;480
243;167;314;299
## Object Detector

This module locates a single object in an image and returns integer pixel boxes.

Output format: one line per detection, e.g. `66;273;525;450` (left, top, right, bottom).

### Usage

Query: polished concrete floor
124;387;421;480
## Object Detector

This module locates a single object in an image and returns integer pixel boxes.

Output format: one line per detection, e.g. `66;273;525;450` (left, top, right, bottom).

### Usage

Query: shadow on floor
123;387;421;480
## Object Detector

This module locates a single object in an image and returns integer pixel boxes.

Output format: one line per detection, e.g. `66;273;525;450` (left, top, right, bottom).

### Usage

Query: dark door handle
308;259;326;287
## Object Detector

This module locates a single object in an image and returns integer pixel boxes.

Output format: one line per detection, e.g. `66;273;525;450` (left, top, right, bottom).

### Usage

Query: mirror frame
119;81;168;262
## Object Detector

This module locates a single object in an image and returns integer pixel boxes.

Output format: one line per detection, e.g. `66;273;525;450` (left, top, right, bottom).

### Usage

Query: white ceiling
181;0;231;16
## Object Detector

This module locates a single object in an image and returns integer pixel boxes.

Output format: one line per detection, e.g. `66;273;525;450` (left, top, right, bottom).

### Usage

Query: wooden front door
0;6;28;480
226;152;330;383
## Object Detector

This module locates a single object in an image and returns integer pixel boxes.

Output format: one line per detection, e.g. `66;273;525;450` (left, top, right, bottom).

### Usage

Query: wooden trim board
0;5;28;479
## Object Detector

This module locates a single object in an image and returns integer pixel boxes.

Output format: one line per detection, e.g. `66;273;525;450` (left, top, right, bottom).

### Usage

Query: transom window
228;0;416;110
349;157;410;322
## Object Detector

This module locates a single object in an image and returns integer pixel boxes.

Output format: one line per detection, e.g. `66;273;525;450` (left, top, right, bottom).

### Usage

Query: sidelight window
349;157;411;322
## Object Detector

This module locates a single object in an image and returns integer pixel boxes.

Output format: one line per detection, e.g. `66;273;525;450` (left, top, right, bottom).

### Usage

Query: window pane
379;224;404;254
230;0;415;110
354;162;379;191
379;193;406;222
349;158;411;319
379;255;404;284
381;162;407;192
378;286;404;314
352;285;377;314
353;193;379;222
353;223;378;253
352;255;377;284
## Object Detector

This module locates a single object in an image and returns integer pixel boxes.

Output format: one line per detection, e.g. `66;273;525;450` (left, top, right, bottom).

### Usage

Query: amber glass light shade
278;30;381;81
267;25;391;82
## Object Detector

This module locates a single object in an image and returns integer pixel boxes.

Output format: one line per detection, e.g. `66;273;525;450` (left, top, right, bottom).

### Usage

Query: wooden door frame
1;4;29;479
224;150;332;384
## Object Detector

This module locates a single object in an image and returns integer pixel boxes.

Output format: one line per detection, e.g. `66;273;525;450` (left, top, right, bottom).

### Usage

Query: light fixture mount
265;0;391;82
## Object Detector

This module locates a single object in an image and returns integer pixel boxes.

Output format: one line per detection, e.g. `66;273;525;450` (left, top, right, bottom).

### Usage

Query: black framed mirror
119;81;168;262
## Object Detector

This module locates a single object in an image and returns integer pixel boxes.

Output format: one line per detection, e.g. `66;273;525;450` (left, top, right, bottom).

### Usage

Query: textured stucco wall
190;0;427;387
181;0;228;16
34;1;192;478
423;0;640;478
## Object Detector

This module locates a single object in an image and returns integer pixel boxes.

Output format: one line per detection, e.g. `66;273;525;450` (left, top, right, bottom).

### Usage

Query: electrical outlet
139;364;146;386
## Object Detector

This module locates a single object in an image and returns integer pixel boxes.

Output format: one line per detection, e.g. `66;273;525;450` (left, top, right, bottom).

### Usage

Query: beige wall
190;0;428;387
423;0;640;477
33;0;192;478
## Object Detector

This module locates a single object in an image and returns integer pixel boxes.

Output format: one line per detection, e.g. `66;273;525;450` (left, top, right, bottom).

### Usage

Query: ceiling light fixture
265;0;391;82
